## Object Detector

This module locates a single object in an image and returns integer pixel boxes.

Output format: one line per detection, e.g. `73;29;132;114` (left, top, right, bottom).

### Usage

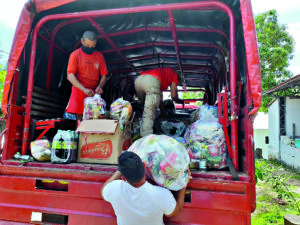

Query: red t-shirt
141;67;179;91
67;48;108;89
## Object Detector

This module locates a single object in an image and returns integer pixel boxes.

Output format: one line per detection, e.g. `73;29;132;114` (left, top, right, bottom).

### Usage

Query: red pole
168;10;183;74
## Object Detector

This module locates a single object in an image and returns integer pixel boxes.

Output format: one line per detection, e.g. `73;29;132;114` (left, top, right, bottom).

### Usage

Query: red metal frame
168;10;183;73
73;27;229;50
101;42;225;56
87;17;136;72
218;86;236;168
46;18;87;90
22;0;238;172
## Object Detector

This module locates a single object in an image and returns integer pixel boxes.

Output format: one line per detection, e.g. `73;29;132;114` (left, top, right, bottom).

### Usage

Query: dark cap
118;151;145;183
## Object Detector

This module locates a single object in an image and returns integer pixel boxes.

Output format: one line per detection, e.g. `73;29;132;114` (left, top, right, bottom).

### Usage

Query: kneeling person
101;151;187;225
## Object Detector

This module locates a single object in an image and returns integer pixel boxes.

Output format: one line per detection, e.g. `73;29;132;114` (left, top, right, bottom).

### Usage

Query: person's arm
67;73;94;97
165;169;191;217
159;98;168;119
100;170;122;198
170;82;184;106
164;187;187;217
95;74;107;94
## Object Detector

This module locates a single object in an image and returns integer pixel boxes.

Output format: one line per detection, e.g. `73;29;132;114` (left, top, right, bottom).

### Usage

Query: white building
265;75;300;170
253;112;269;159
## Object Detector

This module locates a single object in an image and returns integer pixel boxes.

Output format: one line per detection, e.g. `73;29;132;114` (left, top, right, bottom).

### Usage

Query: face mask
81;45;95;55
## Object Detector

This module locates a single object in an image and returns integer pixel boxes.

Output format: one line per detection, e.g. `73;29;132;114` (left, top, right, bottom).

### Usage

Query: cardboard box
76;119;132;164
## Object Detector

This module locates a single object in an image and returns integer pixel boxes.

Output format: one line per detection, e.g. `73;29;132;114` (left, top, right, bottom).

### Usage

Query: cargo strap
226;150;239;181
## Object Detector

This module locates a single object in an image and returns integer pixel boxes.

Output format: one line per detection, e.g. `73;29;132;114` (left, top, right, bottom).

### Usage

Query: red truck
0;0;261;224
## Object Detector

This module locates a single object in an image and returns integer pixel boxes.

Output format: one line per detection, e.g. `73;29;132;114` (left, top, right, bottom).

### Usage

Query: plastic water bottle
70;131;78;163
51;130;62;163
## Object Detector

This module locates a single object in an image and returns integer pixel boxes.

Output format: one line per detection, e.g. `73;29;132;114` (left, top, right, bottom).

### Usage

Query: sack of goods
83;94;106;120
110;98;133;130
31;140;51;161
184;104;227;169
128;134;190;191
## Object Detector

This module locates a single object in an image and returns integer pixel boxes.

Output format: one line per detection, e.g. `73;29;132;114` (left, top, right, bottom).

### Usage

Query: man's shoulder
70;48;80;58
147;183;172;197
104;180;123;189
94;51;105;58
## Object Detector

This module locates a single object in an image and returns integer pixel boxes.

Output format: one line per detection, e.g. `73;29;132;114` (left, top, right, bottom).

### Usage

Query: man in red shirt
135;67;184;136
66;31;108;119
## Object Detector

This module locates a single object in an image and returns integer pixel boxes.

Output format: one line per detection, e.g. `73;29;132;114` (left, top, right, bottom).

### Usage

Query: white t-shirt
102;180;176;225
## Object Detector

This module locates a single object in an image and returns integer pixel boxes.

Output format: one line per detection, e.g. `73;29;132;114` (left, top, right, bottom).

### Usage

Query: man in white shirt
101;151;188;225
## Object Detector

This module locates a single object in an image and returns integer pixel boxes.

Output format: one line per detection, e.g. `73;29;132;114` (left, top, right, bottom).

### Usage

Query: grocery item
83;94;106;120
128;134;190;191
51;130;78;164
31;139;51;161
199;159;207;171
161;121;186;138
110;98;133;130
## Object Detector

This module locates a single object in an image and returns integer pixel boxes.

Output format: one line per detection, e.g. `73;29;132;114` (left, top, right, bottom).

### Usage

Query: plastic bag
110;98;133;130
161;121;186;138
31;140;51;161
129;134;190;191
184;120;227;169
191;104;218;122
83;94;106;120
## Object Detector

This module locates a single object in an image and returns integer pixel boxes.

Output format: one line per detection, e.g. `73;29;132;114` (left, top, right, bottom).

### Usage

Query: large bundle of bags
184;104;227;169
128;134;190;191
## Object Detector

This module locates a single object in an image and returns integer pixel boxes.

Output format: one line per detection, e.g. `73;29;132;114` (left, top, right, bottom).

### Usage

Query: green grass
292;174;300;181
252;195;299;225
252;159;300;225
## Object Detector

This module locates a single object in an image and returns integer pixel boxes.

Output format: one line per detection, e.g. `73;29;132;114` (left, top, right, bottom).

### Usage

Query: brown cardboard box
76;119;132;164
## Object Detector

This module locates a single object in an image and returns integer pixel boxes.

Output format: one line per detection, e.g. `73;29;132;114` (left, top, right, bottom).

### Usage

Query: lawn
252;160;300;225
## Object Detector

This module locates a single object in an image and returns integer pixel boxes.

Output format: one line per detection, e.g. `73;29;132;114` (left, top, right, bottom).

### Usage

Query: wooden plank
33;86;68;101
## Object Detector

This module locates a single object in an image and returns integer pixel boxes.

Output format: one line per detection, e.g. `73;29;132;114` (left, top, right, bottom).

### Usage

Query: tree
181;88;204;106
255;10;295;112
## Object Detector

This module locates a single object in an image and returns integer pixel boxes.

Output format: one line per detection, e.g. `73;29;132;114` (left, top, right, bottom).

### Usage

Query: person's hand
187;168;192;183
95;85;103;94
83;88;94;97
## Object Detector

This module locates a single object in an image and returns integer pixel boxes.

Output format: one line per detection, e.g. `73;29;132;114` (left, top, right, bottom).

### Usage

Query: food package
128;134;190;191
110;98;132;130
191;104;218;122
31;140;51;161
83;94;106;120
161;121;186;138
184;120;227;169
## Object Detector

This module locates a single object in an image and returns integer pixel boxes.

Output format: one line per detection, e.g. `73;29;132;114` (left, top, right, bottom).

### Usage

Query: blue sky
0;0;299;74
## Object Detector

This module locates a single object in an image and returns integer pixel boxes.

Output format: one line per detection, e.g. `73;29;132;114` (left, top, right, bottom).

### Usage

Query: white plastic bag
83;94;106;120
128;134;190;191
31;140;51;161
110;98;133;130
